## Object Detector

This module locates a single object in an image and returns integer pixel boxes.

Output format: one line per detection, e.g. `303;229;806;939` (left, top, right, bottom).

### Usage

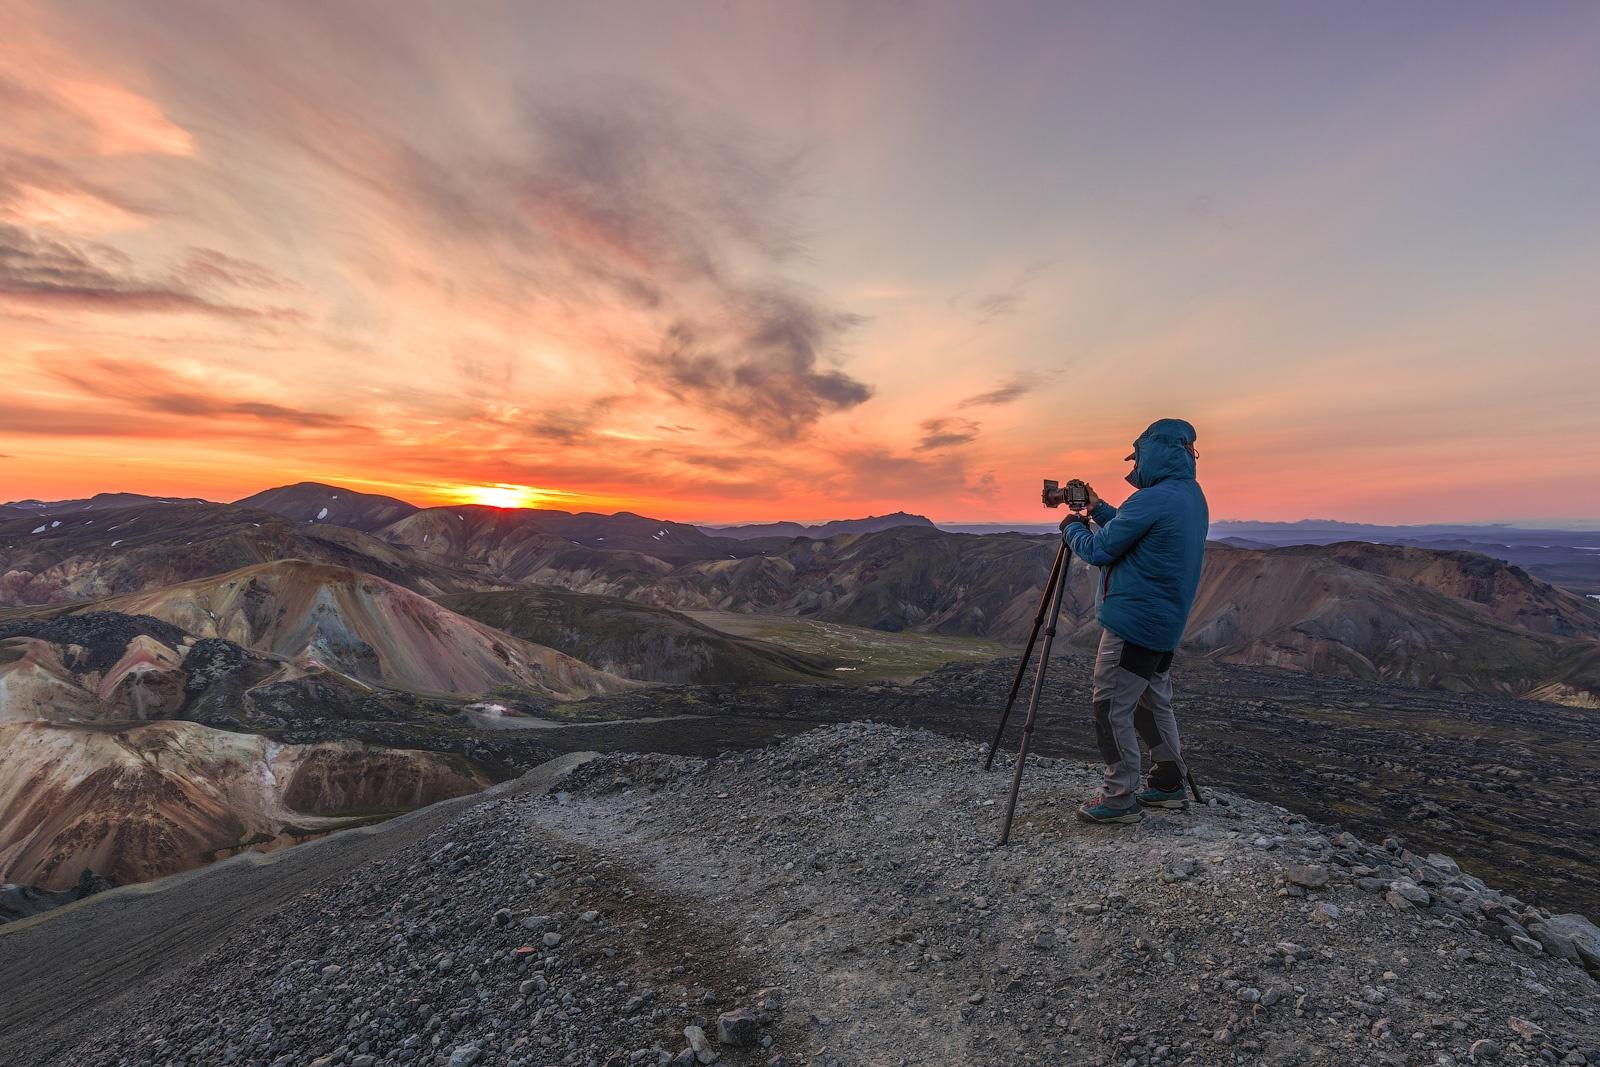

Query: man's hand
1083;483;1104;511
1059;513;1090;533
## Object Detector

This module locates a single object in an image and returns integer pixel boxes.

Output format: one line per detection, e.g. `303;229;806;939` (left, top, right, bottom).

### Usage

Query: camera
1042;478;1090;511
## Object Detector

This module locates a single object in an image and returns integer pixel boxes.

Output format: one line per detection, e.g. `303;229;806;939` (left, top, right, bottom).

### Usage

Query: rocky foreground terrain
267;651;1600;919
31;724;1600;1067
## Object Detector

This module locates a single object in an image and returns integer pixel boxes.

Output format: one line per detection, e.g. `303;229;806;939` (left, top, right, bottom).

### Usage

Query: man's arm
1064;490;1157;565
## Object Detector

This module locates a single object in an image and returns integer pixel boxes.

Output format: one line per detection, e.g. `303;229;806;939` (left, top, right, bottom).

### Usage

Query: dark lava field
262;650;1600;919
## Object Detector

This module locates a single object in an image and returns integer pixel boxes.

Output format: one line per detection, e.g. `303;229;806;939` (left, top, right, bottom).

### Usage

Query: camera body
1042;478;1090;511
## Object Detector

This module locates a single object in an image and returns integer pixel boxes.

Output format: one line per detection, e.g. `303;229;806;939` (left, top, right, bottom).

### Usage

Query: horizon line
6;485;1600;532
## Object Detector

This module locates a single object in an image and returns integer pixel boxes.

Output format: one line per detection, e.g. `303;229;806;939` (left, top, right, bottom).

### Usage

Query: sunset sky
2;1;1598;523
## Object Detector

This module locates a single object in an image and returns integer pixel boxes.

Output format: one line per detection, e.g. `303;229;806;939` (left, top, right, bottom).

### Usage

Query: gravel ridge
74;724;1600;1066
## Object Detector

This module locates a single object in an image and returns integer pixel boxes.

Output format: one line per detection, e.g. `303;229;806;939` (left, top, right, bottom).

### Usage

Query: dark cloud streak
43;357;365;432
960;373;1043;408
916;416;981;451
0;224;296;320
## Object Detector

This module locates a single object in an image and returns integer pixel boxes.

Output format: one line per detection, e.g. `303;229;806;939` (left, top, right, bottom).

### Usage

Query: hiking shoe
1076;797;1144;825
1136;785;1189;810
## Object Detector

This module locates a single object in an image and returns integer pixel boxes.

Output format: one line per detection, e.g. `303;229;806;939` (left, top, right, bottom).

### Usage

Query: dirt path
0;751;596;1065
533;726;1600;1066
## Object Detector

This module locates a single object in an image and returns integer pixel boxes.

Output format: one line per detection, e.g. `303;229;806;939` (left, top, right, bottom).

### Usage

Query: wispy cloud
959;373;1043;408
0;225;297;319
952;261;1051;325
44;356;365;432
916;416;981;451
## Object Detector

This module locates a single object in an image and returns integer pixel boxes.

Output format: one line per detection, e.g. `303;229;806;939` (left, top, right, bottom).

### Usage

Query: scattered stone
1286;863;1330;889
1469;1038;1502;1062
716;1008;760;1046
1508;1015;1546;1042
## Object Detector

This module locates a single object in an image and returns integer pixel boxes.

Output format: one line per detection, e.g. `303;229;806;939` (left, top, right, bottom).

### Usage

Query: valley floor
7;726;1598;1066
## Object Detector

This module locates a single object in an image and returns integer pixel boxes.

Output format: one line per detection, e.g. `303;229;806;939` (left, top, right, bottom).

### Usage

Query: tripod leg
999;546;1072;845
984;542;1067;771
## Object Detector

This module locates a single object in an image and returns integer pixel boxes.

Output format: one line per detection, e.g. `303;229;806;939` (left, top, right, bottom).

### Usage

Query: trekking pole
983;541;1068;771
1184;766;1206;805
998;543;1072;846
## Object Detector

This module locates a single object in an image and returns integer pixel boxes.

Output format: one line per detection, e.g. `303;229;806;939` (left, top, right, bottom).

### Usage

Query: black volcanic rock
0;611;188;672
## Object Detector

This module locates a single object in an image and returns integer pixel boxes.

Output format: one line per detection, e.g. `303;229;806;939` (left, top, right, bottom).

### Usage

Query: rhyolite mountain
234;481;419;532
0;611;204;722
0;608;498;893
0;718;488;892
1183;542;1600;704
1209;519;1600;594
89;560;632;700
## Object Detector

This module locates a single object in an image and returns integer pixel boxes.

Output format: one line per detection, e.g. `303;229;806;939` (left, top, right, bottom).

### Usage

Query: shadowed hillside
551;527;1600;704
702;510;936;540
234;482;419;532
377;504;748;570
436;588;839;684
0;502;475;605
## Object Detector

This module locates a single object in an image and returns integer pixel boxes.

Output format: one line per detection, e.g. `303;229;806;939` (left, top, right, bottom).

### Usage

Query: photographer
1056;418;1208;825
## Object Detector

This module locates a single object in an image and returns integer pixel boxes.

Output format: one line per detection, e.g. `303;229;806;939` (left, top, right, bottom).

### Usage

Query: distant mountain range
700;511;936;540
6;483;1598;706
7;478;1600;899
4;492;211;513
941;518;1600;595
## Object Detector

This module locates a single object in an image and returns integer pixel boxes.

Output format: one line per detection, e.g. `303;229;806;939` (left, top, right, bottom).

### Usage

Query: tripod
984;537;1205;845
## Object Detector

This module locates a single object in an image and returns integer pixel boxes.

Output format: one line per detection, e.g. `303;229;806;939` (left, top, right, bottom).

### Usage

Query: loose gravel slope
19;725;1600;1067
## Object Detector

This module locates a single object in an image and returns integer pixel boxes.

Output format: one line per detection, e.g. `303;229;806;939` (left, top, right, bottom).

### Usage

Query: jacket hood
1126;418;1197;489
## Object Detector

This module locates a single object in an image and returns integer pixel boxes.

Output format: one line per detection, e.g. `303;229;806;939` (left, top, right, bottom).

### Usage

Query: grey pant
1091;629;1183;807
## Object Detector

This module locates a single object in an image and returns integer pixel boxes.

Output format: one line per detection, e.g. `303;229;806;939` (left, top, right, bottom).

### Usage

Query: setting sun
448;483;560;509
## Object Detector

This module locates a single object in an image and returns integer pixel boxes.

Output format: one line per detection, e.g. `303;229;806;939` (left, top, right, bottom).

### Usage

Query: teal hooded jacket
1063;418;1208;652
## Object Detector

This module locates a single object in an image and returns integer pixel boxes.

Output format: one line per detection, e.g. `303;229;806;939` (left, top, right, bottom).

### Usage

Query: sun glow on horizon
445;483;572;510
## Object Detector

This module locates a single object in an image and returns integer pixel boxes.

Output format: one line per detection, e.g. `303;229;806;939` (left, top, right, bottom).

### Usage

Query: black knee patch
1117;641;1174;680
1134;702;1163;750
1149;760;1182;792
1092;699;1120;765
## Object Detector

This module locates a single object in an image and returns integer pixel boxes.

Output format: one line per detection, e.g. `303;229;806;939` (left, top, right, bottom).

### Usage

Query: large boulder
1539;914;1600;974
